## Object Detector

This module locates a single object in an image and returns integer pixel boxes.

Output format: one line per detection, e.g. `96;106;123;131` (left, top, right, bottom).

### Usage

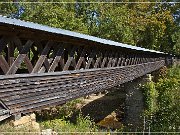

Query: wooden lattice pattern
0;36;164;75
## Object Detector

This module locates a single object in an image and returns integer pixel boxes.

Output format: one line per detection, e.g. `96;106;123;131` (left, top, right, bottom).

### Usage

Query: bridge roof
0;15;164;54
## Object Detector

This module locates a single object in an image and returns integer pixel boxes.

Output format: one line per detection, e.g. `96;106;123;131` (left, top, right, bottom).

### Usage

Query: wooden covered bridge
0;16;172;121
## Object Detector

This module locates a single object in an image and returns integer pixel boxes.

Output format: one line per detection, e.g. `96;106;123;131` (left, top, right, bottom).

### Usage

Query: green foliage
168;65;180;79
0;0;179;54
142;66;180;132
40;113;99;133
142;81;159;116
153;66;180;132
36;99;82;121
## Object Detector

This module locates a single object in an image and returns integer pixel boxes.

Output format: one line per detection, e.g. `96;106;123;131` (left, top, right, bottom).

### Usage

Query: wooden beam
0;55;9;74
8;41;14;66
13;37;33;73
107;53;113;67
85;49;96;69
75;48;87;70
31;41;53;73
101;51;108;68
112;53;118;67
48;46;65;72
63;46;77;71
6;40;34;75
94;51;102;68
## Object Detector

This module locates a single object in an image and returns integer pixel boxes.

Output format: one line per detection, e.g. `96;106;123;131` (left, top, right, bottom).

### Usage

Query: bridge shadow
70;87;126;124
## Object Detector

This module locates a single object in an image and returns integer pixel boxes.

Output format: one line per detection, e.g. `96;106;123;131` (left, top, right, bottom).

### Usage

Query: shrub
142;66;180;132
40;113;99;133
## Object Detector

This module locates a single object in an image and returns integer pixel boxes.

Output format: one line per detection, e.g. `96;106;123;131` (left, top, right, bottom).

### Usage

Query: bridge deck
0;16;168;119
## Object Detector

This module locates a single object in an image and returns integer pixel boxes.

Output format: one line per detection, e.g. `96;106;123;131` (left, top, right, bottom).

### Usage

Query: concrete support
13;113;22;121
124;74;152;131
11;113;40;131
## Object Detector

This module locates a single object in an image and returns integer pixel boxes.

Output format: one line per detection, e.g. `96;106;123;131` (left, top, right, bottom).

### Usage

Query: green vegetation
0;0;179;55
40;114;99;133
37;99;101;133
142;66;180;132
36;99;82;121
0;99;101;134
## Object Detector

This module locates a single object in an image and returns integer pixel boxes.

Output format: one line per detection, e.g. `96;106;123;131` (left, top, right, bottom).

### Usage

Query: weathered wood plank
31;41;53;73
48;46;65;72
116;56;122;67
94;51;102;68
112;53;118;67
6;40;34;75
85;49;96;69
8;41;14;66
101;51;108;68
75;48;87;70
121;57;125;66
0;60;165;114
0;55;9;73
13;37;33;72
107;53;113;67
63;46;77;71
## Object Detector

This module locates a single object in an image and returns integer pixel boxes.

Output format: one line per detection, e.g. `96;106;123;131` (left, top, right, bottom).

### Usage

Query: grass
0;120;39;135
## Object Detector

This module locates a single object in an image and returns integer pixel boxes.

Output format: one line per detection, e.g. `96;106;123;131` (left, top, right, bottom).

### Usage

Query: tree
0;0;179;54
